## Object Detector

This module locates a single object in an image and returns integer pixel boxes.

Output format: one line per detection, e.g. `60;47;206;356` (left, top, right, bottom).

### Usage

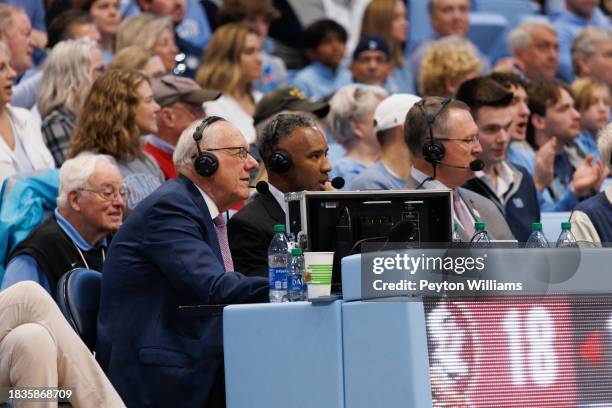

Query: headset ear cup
268;150;292;173
194;152;219;177
422;140;446;164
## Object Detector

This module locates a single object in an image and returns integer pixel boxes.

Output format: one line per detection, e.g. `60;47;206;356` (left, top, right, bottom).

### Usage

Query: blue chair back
56;268;102;351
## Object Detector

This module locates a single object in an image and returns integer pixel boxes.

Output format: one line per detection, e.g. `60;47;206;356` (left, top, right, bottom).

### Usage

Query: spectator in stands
0;4;34;80
197;24;262;144
571;122;612;245
419;36;483;97
489;72;532;168
360;0;413;93
507;21;559;81
218;0;287;93
73;0;121;63
0;281;124;407
146;74;220;179
291;19;351;100
38;39;104;167
571;27;612;90
228;113;332;277
2;154;125;296
96;117;267;407
116;13;177;74
409;0;489;91
572;78;611;161
70;69;164;209
458;77;540;242
350;93;420;190
253;87;330;129
135;0;204;78
47;9;101;49
0;41;54;184
553;0;612;83
0;4;40;109
350;35;393;90
403;97;514;240
525;80;605;211
107;46;166;79
326;84;387;188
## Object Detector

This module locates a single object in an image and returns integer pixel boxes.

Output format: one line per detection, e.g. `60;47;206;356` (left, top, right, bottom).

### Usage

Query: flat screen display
424;296;612;407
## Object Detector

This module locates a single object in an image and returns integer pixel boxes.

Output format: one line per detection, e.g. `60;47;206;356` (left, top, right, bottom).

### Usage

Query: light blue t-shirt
329;157;367;190
349;161;406;191
291;62;352;100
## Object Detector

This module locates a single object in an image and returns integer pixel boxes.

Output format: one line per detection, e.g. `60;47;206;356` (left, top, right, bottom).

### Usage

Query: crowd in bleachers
0;0;611;406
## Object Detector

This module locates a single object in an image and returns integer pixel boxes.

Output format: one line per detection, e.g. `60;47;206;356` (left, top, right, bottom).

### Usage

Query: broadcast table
224;250;612;407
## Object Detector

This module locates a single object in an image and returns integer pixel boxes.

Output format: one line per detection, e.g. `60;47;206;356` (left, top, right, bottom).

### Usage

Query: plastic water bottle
268;224;289;303
287;248;306;301
525;222;550;248
452;222;461;245
556;221;578;248
470;222;491;247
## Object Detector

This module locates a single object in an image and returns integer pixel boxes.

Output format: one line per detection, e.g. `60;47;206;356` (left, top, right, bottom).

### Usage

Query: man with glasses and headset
404;96;514;241
96;116;268;407
2;154;126;297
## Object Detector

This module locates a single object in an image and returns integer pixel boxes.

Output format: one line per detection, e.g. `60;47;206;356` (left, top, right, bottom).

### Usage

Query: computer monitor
285;189;453;291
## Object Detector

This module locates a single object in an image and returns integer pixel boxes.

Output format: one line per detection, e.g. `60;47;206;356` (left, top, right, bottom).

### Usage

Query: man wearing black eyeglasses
2;154;126;297
96;117;268;407
403;96;514;241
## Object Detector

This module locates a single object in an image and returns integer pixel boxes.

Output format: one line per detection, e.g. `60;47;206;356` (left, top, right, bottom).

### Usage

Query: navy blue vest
574;192;612;244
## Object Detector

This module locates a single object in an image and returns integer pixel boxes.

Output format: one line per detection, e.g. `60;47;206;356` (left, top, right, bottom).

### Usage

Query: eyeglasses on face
206;146;251;160
436;134;480;147
78;187;128;201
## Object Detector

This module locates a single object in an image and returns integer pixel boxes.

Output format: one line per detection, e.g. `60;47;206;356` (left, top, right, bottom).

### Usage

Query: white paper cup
304;252;334;299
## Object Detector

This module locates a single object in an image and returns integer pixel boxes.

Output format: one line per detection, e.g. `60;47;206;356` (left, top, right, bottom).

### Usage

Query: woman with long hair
360;0;413;93
0;42;54;184
70;69;163;209
116;13;178;74
196;24;262;144
38;38;104;166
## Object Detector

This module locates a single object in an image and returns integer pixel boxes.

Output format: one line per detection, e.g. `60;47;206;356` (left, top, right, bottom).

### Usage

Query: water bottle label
288;274;303;292
269;267;288;290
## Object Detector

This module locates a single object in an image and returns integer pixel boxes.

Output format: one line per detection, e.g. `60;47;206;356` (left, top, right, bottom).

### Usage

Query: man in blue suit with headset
96;116;268;407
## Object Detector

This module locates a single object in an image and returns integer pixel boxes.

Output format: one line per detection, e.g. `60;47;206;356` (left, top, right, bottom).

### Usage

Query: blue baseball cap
352;35;391;60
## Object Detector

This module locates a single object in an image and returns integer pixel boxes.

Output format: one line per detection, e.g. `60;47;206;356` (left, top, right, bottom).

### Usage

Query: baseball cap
152;75;220;107
253;87;330;125
373;94;422;133
352;35;390;61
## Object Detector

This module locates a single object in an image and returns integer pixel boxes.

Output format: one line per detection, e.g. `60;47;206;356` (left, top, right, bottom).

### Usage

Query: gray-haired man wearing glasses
2;154;126;297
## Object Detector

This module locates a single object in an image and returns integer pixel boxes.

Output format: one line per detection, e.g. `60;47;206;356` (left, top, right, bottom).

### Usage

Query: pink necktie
213;214;234;272
453;189;475;237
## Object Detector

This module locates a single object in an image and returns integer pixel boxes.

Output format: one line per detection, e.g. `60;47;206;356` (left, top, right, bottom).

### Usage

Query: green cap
532;222;542;231
273;224;286;233
291;248;302;255
453;222;459;231
561;221;571;230
475;221;486;231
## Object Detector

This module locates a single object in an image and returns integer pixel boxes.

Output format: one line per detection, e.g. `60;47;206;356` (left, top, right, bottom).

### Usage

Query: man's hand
534;138;556;192
31;29;47;50
572;155;604;197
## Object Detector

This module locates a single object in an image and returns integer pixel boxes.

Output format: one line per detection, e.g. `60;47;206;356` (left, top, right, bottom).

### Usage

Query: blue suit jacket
96;175;268;407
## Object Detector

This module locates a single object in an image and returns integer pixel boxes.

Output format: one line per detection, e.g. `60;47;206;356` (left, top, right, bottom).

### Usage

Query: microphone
248;180;270;195
331;176;345;189
437;159;484;172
